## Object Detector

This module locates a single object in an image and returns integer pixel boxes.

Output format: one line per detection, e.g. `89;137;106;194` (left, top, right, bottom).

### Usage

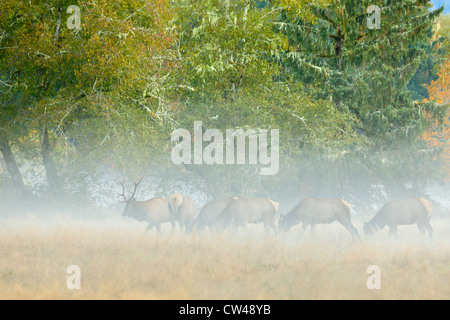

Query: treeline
0;0;448;211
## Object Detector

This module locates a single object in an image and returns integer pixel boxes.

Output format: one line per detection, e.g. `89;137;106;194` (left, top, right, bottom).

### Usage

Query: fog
1;0;449;301
0;169;449;299
0;213;449;299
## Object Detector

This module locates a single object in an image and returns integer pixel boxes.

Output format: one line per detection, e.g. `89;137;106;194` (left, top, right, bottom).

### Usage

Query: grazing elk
279;198;360;240
119;179;175;233
218;198;279;232
195;196;239;231
364;197;433;239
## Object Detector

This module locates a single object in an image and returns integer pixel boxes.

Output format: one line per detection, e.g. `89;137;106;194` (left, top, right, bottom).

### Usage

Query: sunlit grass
0;216;449;299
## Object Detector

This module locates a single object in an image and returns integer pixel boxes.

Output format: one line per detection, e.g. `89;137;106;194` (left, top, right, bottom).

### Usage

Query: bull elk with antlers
119;179;176;233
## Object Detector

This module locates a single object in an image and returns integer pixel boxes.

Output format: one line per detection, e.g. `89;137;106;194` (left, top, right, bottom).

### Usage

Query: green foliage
408;13;450;100
439;13;450;44
277;0;444;142
174;0;289;101
270;0;448;207
0;0;179;195
0;0;447;210
164;0;360;198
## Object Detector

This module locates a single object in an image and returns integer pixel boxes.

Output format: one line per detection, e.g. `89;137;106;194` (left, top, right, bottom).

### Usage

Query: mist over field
0;210;449;300
0;184;449;300
1;0;449;300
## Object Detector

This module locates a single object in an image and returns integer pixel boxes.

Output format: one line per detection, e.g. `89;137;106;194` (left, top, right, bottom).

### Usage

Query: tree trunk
334;27;344;71
0;133;27;195
41;124;63;192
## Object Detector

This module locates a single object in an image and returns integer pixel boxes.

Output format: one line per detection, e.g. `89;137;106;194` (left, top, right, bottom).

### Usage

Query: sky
430;0;449;14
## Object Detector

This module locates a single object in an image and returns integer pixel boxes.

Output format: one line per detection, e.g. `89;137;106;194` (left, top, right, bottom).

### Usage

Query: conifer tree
277;0;445;143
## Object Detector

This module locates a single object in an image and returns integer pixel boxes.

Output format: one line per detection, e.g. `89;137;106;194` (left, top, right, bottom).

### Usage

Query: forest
1;0;449;214
1;0;450;301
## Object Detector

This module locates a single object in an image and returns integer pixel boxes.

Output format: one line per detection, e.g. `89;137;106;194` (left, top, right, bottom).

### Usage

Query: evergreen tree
277;0;445;143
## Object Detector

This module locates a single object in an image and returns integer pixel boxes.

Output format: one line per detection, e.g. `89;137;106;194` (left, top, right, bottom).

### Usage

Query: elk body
279;198;360;240
364;197;433;239
168;193;196;233
120;180;175;233
218;198;279;232
196;196;239;230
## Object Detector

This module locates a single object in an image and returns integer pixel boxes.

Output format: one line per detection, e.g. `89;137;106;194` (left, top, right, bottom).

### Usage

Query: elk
168;193;196;233
364;197;433;239
195;197;239;231
217;198;279;232
279;198;360;240
119;179;176;233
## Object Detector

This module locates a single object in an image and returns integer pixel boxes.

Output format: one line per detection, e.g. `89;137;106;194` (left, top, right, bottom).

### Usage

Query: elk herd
119;180;434;240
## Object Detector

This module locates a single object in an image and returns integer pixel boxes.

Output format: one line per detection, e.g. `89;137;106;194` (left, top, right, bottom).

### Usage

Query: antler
118;178;143;203
118;179;128;202
129;178;143;200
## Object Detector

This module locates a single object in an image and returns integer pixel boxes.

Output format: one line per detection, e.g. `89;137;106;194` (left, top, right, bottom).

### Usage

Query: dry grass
0;215;449;300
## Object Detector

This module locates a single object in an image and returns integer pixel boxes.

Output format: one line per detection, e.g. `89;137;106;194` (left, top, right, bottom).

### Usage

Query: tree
421;14;450;181
160;0;359;199
0;0;178;195
277;0;444;142
269;0;448;206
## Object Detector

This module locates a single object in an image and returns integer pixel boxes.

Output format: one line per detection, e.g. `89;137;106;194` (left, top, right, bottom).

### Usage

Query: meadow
0;214;449;300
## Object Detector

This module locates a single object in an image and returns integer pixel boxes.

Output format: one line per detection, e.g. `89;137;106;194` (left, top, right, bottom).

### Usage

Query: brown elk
119;179;176;233
168;193;196;233
217;198;279;232
279;198;360;240
196;196;239;231
364;197;433;239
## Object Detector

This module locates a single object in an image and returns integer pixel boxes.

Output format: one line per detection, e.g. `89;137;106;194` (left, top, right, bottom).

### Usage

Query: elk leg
169;217;177;234
417;223;426;235
228;219;238;233
269;222;277;233
301;223;307;233
186;220;194;234
388;225;397;237
263;220;275;233
146;223;155;232
310;223;316;238
424;221;433;240
170;220;176;235
340;220;360;241
263;221;269;232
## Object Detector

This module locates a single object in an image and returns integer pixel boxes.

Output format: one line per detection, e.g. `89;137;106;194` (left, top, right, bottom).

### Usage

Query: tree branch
53;8;62;46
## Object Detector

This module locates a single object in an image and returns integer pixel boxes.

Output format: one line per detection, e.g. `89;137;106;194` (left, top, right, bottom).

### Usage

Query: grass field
0;215;449;300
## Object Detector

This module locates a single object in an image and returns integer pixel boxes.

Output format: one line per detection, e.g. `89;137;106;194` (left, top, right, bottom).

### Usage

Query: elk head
363;221;378;235
119;178;143;217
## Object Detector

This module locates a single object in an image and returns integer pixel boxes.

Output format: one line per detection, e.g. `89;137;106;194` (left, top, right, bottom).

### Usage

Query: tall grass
0;216;449;299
